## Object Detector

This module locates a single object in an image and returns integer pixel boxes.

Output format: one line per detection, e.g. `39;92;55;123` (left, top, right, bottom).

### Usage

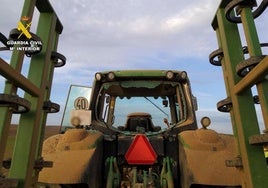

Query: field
1;125;60;177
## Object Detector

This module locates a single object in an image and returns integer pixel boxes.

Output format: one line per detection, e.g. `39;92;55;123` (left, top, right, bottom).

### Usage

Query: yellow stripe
17;21;32;39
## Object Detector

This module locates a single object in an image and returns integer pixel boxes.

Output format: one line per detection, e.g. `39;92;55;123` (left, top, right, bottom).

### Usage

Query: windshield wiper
144;96;169;118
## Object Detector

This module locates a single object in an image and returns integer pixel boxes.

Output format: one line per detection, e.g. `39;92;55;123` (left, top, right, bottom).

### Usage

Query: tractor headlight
107;72;115;81
180;71;187;80
95;72;102;81
166;71;174;80
201;116;211;129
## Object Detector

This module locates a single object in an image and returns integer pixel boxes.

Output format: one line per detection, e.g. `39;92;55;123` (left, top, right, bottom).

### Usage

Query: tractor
1;0;268;187
38;70;241;188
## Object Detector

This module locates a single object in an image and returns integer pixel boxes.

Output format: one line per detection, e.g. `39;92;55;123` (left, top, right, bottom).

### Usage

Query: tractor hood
178;128;241;187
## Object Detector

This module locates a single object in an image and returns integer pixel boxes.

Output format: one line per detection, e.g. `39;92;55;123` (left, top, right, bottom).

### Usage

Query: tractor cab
38;70;241;188
89;70;198;136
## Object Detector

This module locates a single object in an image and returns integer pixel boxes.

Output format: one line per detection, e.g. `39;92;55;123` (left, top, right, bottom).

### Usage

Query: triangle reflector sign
125;134;157;165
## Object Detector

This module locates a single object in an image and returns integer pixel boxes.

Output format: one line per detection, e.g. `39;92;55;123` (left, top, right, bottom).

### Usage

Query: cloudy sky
1;0;267;133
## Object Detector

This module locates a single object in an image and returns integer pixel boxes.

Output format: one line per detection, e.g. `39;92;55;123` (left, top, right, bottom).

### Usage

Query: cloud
43;0;223;98
1;0;267;132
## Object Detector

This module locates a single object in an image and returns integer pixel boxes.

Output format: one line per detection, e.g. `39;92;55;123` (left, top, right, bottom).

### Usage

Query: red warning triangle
125;134;157;165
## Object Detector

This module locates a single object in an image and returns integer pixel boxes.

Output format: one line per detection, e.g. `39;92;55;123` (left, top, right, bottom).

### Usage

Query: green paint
211;1;268;187
0;0;63;187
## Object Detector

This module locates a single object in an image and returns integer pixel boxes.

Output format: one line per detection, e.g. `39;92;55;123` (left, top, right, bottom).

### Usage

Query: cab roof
94;70;188;83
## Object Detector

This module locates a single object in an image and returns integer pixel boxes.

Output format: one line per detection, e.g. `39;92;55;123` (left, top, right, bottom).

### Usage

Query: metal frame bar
0;0;63;187
212;0;268;187
234;56;268;94
0;58;40;97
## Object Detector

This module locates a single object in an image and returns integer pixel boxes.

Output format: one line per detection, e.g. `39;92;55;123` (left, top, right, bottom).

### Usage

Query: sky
0;0;267;133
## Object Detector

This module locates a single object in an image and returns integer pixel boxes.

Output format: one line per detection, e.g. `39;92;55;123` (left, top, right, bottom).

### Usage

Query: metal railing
210;0;268;187
0;0;65;187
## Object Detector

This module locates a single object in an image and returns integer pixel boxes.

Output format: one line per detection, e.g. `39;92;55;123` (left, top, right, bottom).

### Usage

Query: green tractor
38;70;241;188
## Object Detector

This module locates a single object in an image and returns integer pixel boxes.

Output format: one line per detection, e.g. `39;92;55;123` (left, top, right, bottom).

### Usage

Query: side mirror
162;99;168;107
106;96;110;104
192;95;198;111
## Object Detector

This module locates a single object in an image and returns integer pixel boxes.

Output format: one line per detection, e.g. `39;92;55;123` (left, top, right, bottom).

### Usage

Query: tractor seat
124;112;161;132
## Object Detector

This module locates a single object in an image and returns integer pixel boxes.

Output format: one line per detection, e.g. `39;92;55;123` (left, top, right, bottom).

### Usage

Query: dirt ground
4;124;60;156
1;125;60;177
8;124;60;137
